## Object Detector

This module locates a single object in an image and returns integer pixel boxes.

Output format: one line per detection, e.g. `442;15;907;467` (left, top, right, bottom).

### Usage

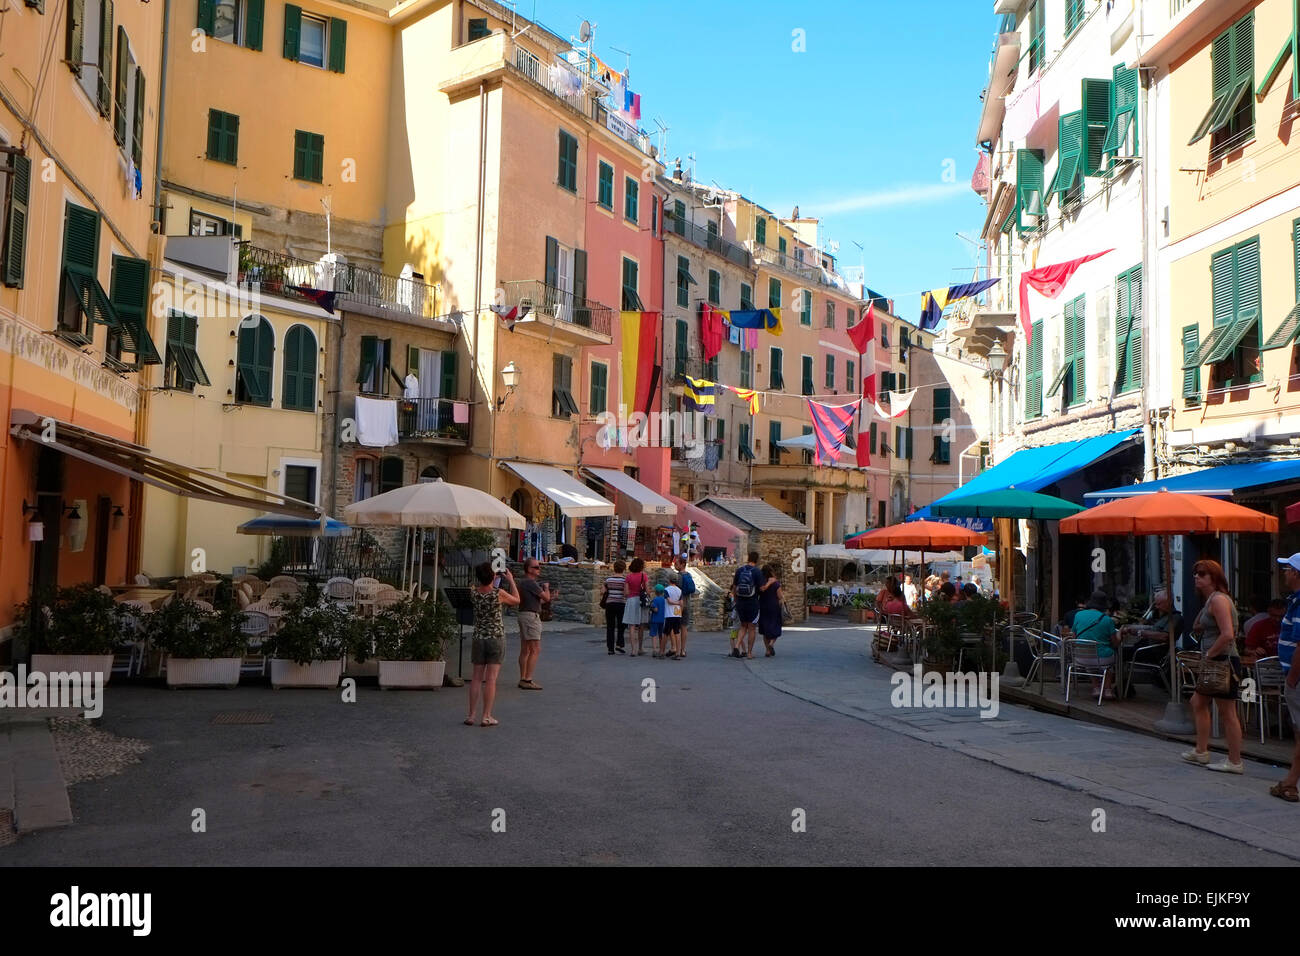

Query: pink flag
971;152;991;195
1019;250;1113;341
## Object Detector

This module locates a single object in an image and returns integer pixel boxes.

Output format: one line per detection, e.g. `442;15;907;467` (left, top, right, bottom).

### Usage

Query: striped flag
683;376;719;414
807;399;860;466
847;303;878;404
729;386;759;415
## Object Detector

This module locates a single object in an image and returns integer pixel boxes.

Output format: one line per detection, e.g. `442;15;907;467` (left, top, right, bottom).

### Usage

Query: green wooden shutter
1235;237;1261;321
113;25;128;146
63;203;99;273
440;350;457;399
1294;217;1300;300
1211;247;1235;328
1065;0;1084;35
207;109;222;160
1026;320;1043;418
66;0;84;76
2;153;31;287
1182;326;1201;402
282;325;301;409
357;335;376;386
933;387;950;423
97;0;113;116
283;4;301;60
801;354;813;395
1016;149;1044;234
573;248;587;324
869;422;877;453
467;17;490;41
328;17;346;72
197;0;214;34
769;277;780;308
544;236;558;289
109;255;161;364
1082;77;1112;176
708;270;720;305
1067;295;1086;404
131;67;145;170
1104;64;1140;162
590;362;607;414
244;0;264;49
1048;110;1084;204
675;319;688;375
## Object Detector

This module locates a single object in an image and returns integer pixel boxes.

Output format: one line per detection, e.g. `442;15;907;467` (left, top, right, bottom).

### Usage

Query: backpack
680;571;697;597
736;566;758;599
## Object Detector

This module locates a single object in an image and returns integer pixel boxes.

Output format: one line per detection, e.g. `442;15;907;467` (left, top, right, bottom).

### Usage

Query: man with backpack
674;555;696;658
731;551;764;659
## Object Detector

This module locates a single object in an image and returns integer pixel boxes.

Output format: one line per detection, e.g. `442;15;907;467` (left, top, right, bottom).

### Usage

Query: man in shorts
732;551;763;659
516;559;552;690
1270;553;1300;803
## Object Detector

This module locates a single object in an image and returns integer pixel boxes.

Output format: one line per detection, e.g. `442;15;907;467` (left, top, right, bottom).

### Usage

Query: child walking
648;584;668;658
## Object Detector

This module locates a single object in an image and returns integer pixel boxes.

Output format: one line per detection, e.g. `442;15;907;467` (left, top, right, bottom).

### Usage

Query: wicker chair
326;576;355;606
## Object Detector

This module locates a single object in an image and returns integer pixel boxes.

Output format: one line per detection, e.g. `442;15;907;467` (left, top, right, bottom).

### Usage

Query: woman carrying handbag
622;558;650;657
1181;560;1245;774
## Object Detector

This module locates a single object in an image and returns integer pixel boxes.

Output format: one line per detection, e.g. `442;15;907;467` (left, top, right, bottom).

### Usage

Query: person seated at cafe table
1120;589;1183;644
936;582;957;603
878;577;910;618
1070;590;1120;699
1243;598;1285;664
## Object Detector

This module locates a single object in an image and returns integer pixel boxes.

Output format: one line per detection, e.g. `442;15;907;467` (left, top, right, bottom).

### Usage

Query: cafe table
113;588;174;609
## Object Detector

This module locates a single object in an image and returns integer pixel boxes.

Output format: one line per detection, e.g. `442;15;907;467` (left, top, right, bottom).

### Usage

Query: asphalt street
2;619;1293;866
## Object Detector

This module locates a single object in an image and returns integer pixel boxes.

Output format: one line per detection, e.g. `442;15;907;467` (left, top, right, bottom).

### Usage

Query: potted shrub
16;584;130;683
448;527;495;569
149;598;248;688
263;586;362;688
374;594;454;689
847;592;875;624
807;586;831;614
918;598;961;672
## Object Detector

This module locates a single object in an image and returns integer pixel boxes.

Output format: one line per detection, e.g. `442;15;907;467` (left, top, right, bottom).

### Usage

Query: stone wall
507;562;603;625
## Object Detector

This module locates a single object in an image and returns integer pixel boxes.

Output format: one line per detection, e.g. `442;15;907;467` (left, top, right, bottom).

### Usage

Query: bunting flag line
873;388;918;420
807;399;861;466
683;376;719;414
1019;250;1113;340
729;386;760;415
919;278;1001;331
291;286;338;314
727;308;783;336
490;301;533;330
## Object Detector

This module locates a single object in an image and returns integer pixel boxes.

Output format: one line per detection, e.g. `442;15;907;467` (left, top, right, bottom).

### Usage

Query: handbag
539;600;554;622
781;600;794;625
1194;656;1233;696
599;585;609;610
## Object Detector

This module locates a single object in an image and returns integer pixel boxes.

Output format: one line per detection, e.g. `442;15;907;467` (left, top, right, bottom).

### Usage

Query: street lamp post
984;341;1022;684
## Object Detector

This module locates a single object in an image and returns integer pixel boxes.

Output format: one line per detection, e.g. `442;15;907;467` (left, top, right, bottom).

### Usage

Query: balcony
396;397;471;445
235;245;443;321
749;461;870;492
664;212;752;269
500;280;614;343
749;243;851;292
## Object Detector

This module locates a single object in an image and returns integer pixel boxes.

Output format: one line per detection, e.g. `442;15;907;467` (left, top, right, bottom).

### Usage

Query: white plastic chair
134;573;152;586
326;576;355;606
240;610;271;675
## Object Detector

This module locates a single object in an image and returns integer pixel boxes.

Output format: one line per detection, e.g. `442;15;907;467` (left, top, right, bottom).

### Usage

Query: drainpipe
476;81;490;482
152;0;171;236
329;314;345;518
1138;4;1156;486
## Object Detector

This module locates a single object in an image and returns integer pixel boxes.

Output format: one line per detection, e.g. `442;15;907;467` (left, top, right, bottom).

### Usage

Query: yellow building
1142;0;1300;593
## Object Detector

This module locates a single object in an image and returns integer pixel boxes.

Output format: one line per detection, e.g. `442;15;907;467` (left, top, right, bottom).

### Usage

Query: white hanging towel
873;389;918;420
355;396;399;447
403;374;420;399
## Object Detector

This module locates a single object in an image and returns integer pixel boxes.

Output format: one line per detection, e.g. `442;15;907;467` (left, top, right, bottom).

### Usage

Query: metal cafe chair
1020;627;1060;687
1065;638;1116;705
1254;656;1289;743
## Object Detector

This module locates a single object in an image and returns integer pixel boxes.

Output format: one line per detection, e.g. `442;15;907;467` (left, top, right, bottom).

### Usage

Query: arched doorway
419;464;443;483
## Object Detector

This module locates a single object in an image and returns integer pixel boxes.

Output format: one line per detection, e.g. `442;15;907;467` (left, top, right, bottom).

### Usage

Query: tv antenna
653;117;670;157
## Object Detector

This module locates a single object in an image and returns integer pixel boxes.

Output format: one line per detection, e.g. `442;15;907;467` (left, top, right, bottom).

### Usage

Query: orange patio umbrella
1058;490;1277;715
847;520;988;551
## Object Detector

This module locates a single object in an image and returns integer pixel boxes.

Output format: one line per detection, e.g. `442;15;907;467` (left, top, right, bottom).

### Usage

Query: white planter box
378;660;445;690
30;654;114;684
166;658;242;689
270;658;343;689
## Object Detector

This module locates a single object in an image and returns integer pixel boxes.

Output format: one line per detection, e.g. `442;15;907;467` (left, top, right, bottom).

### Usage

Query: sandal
1269;782;1299;802
481;717;499;728
464;717;476;726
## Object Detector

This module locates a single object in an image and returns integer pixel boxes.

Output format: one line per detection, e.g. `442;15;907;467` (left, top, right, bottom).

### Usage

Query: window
704;354;718;381
467;16;490;41
589;361;608;415
895;426;913;460
716;418;726;457
1047;110;1084;206
869;422;877;453
651;196;660;236
1082;77;1112;178
284;464;317;504
552;354;578;418
740;283;753;311
801;355;814;396
111;27;146;168
1046;295;1086;406
624;177;638;223
769;347;784;390
846;360;855;394
57;203;111;347
1114;265;1142;393
293;130;324;182
825;353;835;390
1189;12;1254;155
1028;0;1045;74
354;458;375;501
672;199;686;235
357;335;395;395
740;348;752;388
1064;0;1085;37
899;327;910;362
66;0;114;115
557;130;578;192
932;436;951;464
768;277;781;309
846;305;854;328
282;7;344;71
779;236;787;257
206;109;239;164
597;161;614;209
881;324;890;349
674;319;689;377
1201;237;1262;386
1016;148;1044;235
2;150;32;288
768;420;782;464
879;370;895;398
282;324;316;411
199;0;265;50
1025;320;1044;418
676;255;692;308
107;253;160;368
235;316;274;405
825;301;835;328
189;211;242;237
800;289;811;326
1103;64;1140;166
801;425;814;466
622;258;643;311
1181;325;1201;406
164;311;210;391
708;270;721;306
933;387;951;423
738;422;754;461
755;217;766;246
897;372;907;392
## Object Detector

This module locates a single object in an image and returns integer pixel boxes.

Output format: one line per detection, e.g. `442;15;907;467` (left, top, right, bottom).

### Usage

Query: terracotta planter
270;658;343;689
166;658;242;689
378;660;445;689
30;654;114;684
809;605;831;614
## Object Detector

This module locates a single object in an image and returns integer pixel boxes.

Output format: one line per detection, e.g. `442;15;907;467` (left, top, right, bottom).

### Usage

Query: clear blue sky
525;0;996;318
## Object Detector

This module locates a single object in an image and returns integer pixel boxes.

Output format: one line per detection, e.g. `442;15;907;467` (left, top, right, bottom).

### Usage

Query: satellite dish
578;19;592;42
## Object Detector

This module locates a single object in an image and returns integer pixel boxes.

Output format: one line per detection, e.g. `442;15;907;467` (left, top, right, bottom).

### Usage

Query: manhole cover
211;711;273;725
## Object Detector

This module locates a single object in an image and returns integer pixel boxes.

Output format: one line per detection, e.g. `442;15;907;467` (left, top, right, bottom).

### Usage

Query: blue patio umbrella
236;514;352;537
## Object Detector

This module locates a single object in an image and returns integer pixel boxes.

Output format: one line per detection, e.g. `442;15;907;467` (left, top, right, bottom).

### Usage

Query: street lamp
986;341;1008;378
497;361;520;410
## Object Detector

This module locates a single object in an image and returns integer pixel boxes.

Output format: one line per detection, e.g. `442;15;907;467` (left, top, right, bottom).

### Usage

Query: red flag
856;304;879;405
846;302;875;353
807;399;860;466
1019;250;1113;341
698;302;724;362
855;432;871;468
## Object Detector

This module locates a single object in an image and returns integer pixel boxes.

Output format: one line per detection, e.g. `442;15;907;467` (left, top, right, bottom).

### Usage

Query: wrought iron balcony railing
396;397;471;444
236;245;442;320
664;212;752;269
500;280;614;337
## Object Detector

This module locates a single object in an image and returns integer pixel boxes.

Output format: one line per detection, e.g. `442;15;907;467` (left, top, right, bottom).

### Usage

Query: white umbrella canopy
343;479;526;530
